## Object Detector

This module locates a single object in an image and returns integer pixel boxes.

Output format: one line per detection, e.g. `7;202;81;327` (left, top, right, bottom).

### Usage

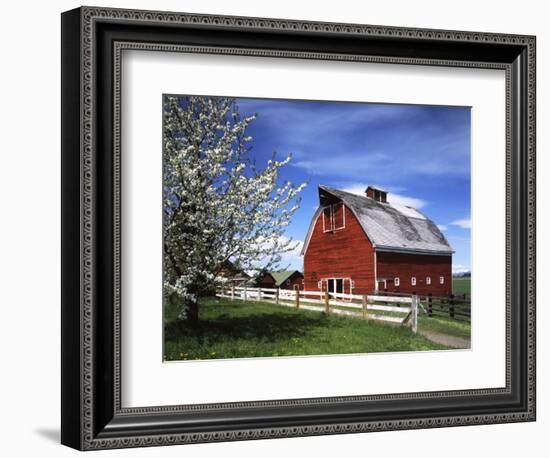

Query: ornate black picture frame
61;6;536;450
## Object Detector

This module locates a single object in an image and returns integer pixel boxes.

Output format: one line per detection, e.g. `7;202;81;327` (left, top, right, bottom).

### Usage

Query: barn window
411;277;417;286
426;276;431;285
440;276;445;284
333;203;345;230
322;203;346;232
394;277;400;286
322;206;332;233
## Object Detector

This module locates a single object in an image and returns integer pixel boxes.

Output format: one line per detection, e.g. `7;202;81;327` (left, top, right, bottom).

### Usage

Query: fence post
449;294;455;319
231;284;235;301
412;295;418;334
295;289;300;309
243;285;247;302
325;291;330;314
362;295;368;319
258;288;262;302
427;293;432;316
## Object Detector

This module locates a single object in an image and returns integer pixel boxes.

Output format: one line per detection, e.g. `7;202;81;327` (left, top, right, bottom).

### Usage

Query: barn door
319;279;338;295
342;278;352;301
320;278;352;299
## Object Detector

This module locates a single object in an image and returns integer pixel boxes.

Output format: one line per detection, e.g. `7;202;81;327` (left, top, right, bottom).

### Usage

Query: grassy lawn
418;314;471;341
164;297;450;361
452;277;471;296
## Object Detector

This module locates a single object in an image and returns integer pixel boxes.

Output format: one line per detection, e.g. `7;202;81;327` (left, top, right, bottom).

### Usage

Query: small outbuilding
255;270;305;291
217;260;251;286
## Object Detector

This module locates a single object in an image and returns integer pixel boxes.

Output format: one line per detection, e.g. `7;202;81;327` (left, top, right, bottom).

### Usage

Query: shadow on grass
165;310;330;344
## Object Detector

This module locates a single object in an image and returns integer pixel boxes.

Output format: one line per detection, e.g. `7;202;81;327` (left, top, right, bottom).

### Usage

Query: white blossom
163;96;306;320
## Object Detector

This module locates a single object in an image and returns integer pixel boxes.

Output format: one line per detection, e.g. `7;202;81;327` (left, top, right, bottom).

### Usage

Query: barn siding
376;251;452;296
255;273;276;289
280;272;305;290
303;205;376;294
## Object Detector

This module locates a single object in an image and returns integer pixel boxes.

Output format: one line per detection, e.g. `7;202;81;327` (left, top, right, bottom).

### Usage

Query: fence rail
217;284;470;323
360;290;471;320
216;285;419;332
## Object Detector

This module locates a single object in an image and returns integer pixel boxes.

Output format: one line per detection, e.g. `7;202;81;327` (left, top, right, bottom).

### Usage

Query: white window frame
333;203;346;231
426;276;431;285
440;276;445;284
319;277;353;299
411;277;417;286
322;205;332;233
394;277;400;287
321;203;346;233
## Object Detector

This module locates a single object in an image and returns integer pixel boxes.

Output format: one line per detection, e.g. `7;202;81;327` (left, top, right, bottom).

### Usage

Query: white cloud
251;235;304;272
340;183;427;210
387;193;427;210
279;239;304;271
452;264;471;274
437;224;448;231
340;184;369;196
450;218;471;229
293;152;389;176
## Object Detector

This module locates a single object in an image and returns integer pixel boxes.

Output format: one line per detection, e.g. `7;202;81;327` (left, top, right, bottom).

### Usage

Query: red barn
302;185;453;296
255;270;305;291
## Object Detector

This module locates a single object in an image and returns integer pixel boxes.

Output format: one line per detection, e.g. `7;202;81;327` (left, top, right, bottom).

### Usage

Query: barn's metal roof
301;185;454;256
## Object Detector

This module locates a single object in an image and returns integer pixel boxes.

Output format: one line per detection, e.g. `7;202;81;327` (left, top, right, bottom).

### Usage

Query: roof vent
365;186;387;203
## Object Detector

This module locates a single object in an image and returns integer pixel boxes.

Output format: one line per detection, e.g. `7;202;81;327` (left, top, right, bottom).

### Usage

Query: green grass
164;297;450;361
418;314;471;340
452;277;471;296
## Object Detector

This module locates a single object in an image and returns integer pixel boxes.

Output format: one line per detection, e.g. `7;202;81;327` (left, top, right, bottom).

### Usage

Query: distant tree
163;96;305;324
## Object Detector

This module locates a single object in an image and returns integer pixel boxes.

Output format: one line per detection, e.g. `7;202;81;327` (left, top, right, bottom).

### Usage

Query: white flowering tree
163;95;305;324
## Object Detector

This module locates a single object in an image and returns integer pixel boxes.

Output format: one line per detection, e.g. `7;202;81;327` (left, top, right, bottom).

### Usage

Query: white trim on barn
374;250;378;292
322;205;329;233
321;203;346;233
334;203;346;231
319;277;353;296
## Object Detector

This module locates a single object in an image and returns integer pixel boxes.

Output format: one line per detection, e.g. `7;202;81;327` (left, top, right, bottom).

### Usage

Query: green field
418;314;470;340
164;297;454;361
452;277;471;296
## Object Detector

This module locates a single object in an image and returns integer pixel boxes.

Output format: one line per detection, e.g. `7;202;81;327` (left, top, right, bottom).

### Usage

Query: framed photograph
61;6;536;450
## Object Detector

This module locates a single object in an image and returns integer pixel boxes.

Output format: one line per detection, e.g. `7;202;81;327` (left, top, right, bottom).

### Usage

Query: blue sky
235;97;471;273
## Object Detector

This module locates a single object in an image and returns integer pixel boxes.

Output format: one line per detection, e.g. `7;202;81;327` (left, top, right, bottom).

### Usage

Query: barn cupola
365;186;387;203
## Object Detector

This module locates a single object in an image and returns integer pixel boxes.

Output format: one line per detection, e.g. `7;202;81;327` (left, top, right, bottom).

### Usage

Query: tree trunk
184;299;200;326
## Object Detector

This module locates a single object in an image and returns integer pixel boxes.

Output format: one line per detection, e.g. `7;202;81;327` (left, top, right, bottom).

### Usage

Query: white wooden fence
216;285;418;333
